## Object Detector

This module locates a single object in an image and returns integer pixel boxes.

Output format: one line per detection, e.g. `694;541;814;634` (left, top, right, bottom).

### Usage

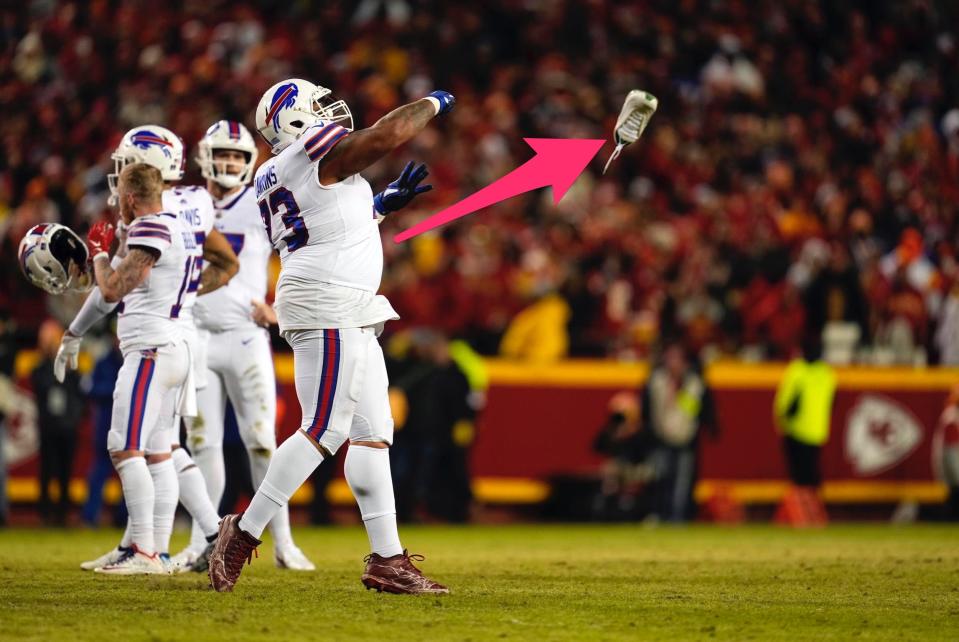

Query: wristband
424;96;441;116
93;251;109;262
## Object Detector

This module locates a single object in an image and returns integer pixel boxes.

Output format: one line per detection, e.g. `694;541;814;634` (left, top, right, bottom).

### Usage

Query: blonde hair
118;162;164;205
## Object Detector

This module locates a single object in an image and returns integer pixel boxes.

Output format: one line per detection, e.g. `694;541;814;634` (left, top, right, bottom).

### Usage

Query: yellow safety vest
773;359;837;446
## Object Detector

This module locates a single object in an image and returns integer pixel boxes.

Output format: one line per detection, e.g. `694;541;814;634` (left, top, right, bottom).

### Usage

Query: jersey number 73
258;187;308;252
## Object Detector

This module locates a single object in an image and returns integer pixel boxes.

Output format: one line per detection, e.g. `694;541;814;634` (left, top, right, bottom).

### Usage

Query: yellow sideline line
15;351;959;390
5;477;946;506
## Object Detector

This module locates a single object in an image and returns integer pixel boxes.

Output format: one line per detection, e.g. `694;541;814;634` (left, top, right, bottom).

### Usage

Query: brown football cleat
208;514;261;593
361;550;450;595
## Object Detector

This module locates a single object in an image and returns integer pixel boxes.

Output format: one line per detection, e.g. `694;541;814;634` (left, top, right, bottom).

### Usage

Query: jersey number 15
258;187;308;252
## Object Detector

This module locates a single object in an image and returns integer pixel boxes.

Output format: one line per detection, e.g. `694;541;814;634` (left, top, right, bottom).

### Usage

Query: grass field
0;524;957;641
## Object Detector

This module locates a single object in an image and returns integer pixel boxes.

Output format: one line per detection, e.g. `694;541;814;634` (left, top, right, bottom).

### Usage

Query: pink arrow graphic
393;138;606;243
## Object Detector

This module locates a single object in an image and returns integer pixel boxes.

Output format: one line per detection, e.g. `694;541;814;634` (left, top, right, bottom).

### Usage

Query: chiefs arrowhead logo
845;394;922;476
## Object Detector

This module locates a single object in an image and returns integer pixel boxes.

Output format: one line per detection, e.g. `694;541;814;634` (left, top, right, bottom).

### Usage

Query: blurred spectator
388;330;477;522
934;386;959;521
805;242;868;344
935;283;959;365
308;452;337;525
773;338;837;489
30;320;84;526
642;342;716;522
217;402;254;515
0;309;18;526
80;340;125;528
591;391;654;520
499;292;570;362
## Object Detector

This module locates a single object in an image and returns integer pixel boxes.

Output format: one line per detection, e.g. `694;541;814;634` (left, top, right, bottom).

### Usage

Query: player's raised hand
373;161;433;217
87;221;116;260
426;90;455;115
54;331;81;383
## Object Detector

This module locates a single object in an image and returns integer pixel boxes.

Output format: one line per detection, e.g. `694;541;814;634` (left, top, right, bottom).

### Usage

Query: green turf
0;524;956;641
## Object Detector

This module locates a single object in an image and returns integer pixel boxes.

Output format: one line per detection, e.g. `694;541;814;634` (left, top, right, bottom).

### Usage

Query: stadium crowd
1;0;959;364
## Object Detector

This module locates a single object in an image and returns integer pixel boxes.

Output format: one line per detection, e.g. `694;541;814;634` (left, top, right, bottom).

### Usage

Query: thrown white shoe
275;545;316;571
94;546;165;575
80;546;130;571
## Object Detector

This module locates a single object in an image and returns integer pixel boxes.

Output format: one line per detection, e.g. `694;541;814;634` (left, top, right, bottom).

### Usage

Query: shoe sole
94;567;165;575
361;575;450;595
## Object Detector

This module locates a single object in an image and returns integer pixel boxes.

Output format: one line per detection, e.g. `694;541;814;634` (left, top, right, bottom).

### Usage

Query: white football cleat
275;545;316;571
80;546;130;571
169;546;201;574
170;542;214;574
158;553;175;575
602;89;658;174
94;545;166;575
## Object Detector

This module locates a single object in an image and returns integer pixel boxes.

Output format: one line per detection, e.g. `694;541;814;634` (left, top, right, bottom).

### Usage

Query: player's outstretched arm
198;229;239;295
319;91;454;185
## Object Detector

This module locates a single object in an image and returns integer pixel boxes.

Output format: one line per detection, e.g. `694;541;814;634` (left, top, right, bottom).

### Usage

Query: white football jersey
254;120;397;332
116;213;194;354
162;185;216;325
194;186;272;332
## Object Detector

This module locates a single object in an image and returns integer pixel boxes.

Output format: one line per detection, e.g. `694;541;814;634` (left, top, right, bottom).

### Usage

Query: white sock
248;447;294;549
115;457;155;554
172;448;220;538
239;431;323;539
189;445;226;551
148;458;178;554
119;521;132;548
345;445;402;557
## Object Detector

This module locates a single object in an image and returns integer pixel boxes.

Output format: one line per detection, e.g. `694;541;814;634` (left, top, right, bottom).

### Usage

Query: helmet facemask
315;91;353;132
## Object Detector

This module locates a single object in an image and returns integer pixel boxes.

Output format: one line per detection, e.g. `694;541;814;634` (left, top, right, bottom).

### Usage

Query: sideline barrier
9;354;956;505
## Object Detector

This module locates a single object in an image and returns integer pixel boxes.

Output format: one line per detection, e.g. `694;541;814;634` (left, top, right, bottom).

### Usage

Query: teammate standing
172;120;314;572
209;78;451;593
87;163;192;574
64;126;238;571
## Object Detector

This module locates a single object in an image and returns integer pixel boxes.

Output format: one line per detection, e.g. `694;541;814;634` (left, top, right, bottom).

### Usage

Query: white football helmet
255;78;353;154
196;120;259;189
18;223;94;295
108;125;185;204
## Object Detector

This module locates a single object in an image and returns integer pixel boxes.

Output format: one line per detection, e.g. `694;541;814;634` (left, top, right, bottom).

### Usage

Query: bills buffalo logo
845;394;922;475
130;130;174;159
18;244;35;276
266;83;299;130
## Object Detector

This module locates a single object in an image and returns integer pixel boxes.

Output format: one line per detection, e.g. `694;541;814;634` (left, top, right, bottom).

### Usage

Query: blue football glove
428;90;455;115
373;161;433;217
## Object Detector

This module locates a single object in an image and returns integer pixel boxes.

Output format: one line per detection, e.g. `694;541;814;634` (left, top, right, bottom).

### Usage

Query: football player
63;125;239;571
85;162;194;573
171;120;314;572
209;78;450;593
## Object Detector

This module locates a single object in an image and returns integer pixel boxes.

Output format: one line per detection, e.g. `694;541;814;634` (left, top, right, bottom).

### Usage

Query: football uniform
107;213;193;454
188;186;277;453
254;120;398;455
162;185;217;390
